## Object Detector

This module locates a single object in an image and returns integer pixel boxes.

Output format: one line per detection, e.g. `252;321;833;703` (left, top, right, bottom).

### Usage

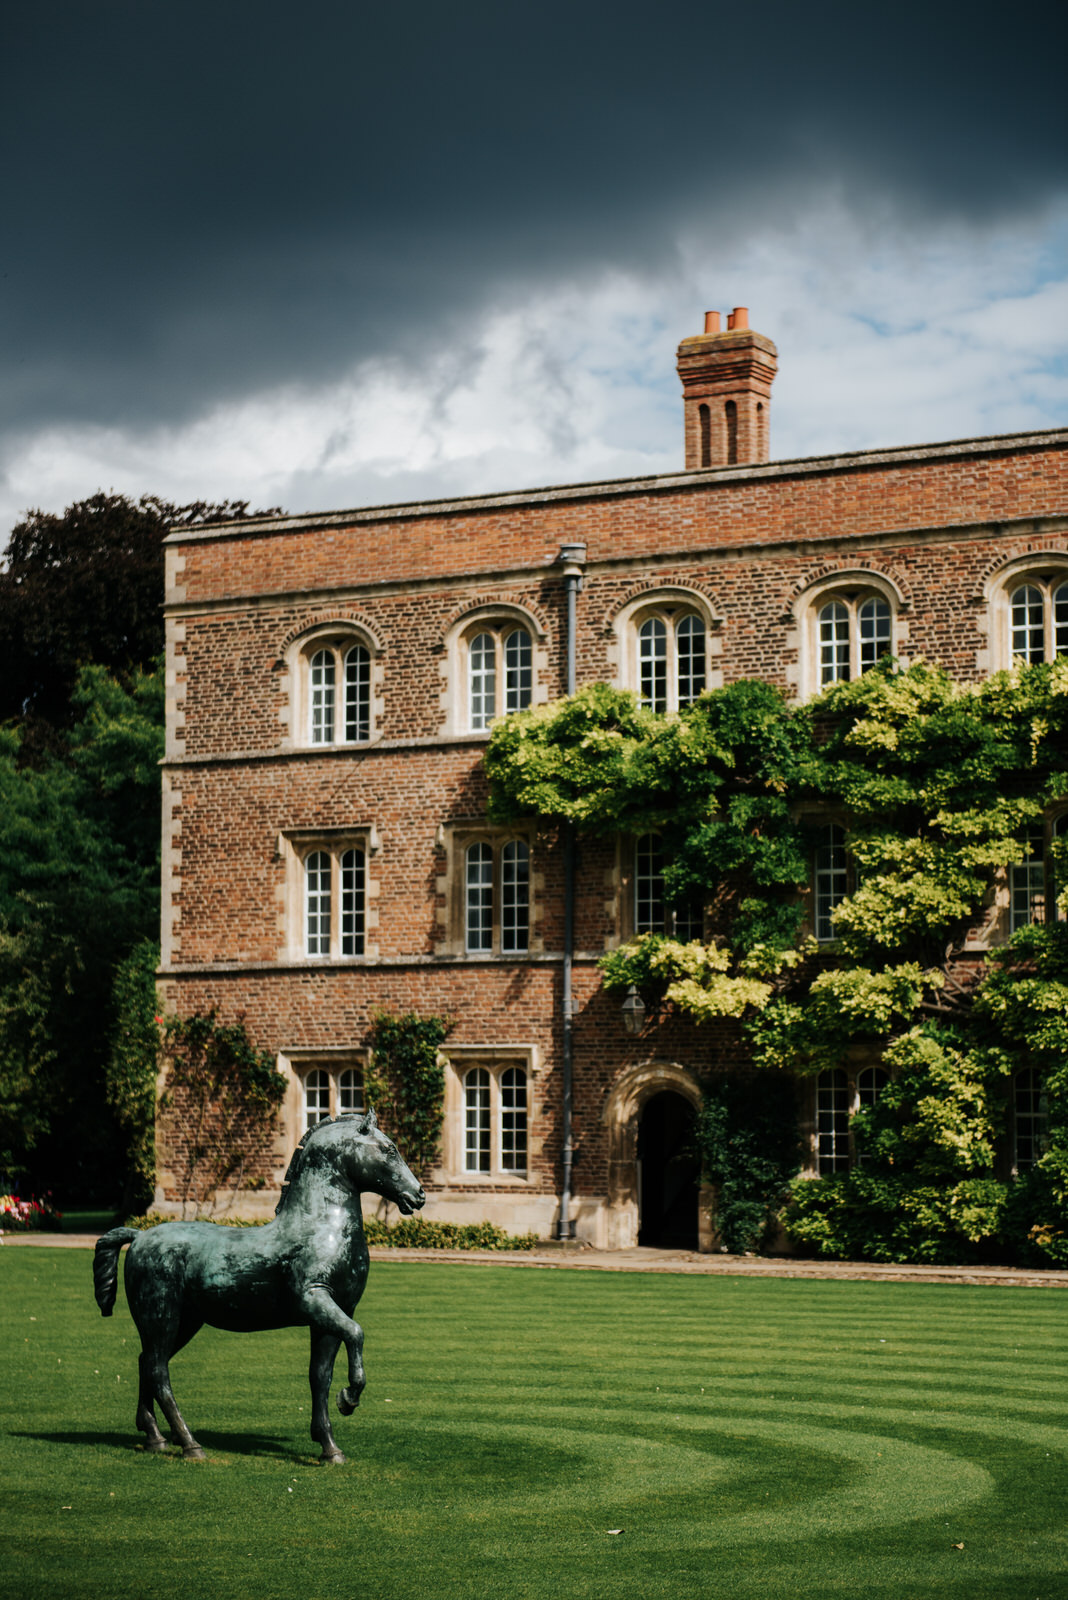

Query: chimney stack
676;308;777;469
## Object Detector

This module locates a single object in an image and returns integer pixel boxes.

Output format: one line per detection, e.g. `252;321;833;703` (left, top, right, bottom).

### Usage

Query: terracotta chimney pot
703;310;722;334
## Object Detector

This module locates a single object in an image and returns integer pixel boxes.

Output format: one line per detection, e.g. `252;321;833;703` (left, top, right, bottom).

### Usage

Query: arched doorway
637;1090;700;1248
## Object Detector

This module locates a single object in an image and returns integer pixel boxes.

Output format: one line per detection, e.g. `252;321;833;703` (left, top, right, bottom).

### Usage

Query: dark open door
637;1091;699;1248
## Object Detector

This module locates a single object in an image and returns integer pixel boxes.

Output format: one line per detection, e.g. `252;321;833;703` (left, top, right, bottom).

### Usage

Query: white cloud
2;199;1066;535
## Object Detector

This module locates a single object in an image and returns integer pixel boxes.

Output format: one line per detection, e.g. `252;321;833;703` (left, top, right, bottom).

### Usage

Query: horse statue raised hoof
92;1109;425;1465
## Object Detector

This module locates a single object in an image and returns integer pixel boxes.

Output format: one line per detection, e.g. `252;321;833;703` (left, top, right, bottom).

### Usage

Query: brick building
158;310;1068;1247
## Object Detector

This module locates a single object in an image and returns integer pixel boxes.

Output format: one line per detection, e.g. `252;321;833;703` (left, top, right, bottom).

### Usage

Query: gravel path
5;1231;1068;1288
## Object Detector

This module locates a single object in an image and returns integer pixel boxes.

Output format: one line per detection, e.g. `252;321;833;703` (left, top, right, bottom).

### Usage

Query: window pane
503;630;532;714
501;839;529;953
1054;583;1068;658
1010;828;1046;930
310;650;336;743
1011;585;1045;663
464;1067;491;1173
501;1067;527;1172
338;1068;364;1115
857;1066;889;1108
465;842;494;952
672;896;704;942
676;614;706;705
635;833;664;934
819;603;850;685
817;1068;850;1174
305;851;332;955
638;618;668;712
340;848;365;956
305;1068;331;1127
469;633;496;730
344;646;371;741
814;824;847;940
858;597;891;672
1015;1067;1046;1172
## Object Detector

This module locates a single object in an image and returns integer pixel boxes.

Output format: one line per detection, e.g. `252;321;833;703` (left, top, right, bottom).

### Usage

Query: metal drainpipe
556;543;586;1241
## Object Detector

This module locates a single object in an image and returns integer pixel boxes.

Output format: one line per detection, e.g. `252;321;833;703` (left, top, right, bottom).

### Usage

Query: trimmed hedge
124;1212;540;1251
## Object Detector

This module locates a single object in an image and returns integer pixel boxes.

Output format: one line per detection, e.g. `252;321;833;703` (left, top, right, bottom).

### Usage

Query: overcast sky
3;0;1066;534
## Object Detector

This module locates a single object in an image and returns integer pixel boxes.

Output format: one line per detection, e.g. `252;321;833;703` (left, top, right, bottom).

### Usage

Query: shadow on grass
14;1429;303;1461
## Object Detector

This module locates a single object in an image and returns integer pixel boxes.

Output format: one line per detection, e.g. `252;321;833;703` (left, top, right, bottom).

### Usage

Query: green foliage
366;1011;452;1180
785;1172;1011;1264
694;1075;802;1253
0;664;164;1199
360;1216;539;1250
105;940;160;1215
158;1010;285;1218
487;660;1068;1263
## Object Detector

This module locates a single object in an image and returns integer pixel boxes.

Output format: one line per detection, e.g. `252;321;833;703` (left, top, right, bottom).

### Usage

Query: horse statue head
276;1108;426;1216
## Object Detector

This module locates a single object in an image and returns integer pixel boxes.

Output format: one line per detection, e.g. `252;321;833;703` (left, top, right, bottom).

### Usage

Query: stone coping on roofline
163;427;1068;544
7;1233;1068;1287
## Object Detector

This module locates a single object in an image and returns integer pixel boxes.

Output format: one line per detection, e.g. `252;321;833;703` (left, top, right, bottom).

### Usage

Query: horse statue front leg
301;1286;366;1464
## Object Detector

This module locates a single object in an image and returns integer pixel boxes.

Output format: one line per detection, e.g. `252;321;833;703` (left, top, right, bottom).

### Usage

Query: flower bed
0;1193;62;1232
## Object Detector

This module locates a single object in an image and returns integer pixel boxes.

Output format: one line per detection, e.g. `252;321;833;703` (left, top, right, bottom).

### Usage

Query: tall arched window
818;595;892;686
465;842;494;951
304;1068;331;1128
1014;1068;1047;1172
464;838;530;954
633;832;703;939
1010;579;1068;664
814;824;848;941
636;610;707;712
698;403;712;468
725;399;738;465
816;1068;850;1174
304;846;366;957
464;1067;491;1172
500;1067;528;1172
466;625;533;730
306;639;372;744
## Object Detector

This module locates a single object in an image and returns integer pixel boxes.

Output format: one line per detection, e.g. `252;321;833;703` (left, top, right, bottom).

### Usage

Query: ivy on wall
366;1011;452;1180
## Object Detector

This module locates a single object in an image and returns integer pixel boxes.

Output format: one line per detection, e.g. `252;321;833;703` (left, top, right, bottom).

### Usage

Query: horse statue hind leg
94;1226;207;1459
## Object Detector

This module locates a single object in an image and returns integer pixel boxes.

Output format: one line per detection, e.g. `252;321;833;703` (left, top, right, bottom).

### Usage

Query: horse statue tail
93;1227;139;1317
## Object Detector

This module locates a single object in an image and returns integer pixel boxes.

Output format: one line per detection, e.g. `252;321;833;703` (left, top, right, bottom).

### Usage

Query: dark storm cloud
3;0;1066;440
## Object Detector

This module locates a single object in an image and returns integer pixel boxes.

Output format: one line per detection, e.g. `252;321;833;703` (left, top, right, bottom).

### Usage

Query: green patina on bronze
92;1109;424;1464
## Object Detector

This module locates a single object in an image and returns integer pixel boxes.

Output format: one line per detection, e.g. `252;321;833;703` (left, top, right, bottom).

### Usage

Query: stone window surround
608;586;723;707
276;824;381;963
277;1045;370;1154
788;569;907;701
978;552;1068;672
435;1043;542;1186
281;621;386;749
434;821;543;957
440;602;549;736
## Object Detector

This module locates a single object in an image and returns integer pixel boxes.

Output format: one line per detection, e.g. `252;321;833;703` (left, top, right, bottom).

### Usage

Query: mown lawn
1;1248;1066;1600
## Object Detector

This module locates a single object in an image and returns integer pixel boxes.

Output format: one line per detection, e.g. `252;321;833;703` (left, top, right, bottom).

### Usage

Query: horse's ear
360;1107;378;1134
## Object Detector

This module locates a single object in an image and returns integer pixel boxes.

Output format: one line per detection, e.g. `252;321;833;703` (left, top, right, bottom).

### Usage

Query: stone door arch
601;1061;712;1251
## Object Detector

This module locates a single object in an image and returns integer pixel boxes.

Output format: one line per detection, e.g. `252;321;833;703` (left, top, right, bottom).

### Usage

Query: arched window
459;1061;529;1176
464;1067;491;1172
1014;1068;1047;1172
297;1059;366;1132
857;1066;890;1108
302;635;374;745
500;1067;528;1172
1010;579;1068;664
814;824;848;941
635;609;708;712
725;399;738;465
304;846;366;957
304;1068;331;1128
633;833;703;940
698;403;712;468
465;624;533;731
463;838;529;954
818;595;892;686
816;1068;850;1174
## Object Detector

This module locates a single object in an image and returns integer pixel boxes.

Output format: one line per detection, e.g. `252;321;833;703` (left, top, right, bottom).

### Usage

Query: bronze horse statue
93;1110;425;1463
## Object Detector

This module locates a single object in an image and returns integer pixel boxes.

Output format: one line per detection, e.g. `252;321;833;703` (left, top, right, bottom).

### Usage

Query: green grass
2;1250;1067;1600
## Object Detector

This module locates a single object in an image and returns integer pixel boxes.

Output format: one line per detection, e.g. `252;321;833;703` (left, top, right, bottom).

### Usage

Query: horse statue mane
275;1107;379;1214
